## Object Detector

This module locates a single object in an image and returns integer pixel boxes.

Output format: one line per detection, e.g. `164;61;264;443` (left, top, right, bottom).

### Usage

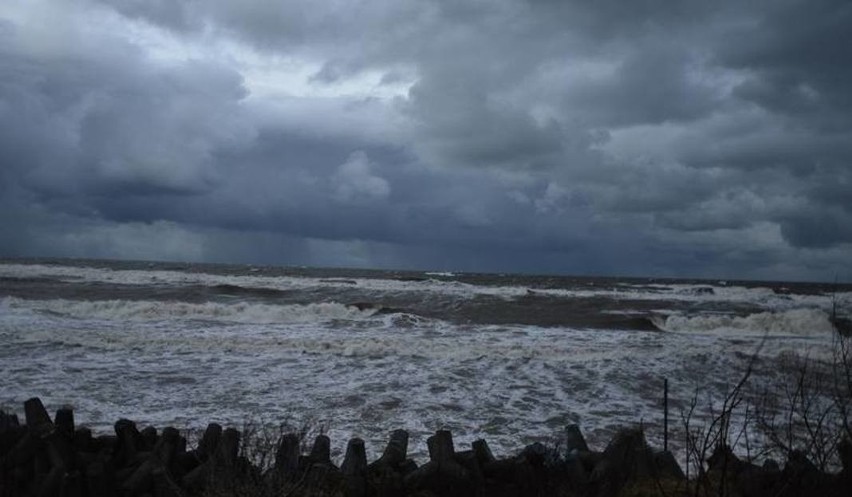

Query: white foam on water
1;293;837;465
0;263;500;299
2;296;376;324
656;308;835;337
612;282;851;312
4;263;850;311
2;262;848;466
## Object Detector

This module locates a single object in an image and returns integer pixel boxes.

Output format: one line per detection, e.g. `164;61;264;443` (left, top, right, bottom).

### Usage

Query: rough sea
2;258;851;463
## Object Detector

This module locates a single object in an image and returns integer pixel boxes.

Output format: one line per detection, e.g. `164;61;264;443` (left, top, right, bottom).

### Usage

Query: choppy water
1;258;850;463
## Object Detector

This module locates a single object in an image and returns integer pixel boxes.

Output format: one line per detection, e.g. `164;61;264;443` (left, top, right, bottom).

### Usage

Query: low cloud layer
1;0;850;281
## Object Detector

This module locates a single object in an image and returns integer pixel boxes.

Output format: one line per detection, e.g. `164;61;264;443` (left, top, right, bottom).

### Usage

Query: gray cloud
720;1;852;116
0;0;850;281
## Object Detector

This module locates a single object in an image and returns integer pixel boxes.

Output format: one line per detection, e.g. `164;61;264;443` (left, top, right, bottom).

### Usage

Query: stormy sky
1;0;850;281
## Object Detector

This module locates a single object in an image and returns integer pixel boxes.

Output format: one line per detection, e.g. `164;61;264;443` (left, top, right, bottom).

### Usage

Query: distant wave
649;308;835;337
209;283;289;298
345;302;408;315
2;263;850;312
2;297;380;324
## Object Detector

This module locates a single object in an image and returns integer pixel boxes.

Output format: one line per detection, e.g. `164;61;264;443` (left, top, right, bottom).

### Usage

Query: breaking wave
651;308;835;337
2;263;851;312
2;297;379;324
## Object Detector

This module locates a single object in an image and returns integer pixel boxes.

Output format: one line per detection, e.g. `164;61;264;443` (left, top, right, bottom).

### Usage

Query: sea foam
655;308;835;337
2;263;849;312
0;261;847;465
2;296;377;324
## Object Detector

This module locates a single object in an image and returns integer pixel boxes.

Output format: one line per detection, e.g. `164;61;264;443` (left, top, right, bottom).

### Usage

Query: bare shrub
679;349;759;497
752;352;842;471
676;323;852;497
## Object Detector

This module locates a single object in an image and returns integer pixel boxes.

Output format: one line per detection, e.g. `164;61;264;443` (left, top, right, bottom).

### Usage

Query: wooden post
664;378;669;452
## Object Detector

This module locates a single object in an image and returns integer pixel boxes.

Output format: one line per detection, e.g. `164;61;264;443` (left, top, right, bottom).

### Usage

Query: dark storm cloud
1;0;851;280
0;22;252;200
720;0;852;118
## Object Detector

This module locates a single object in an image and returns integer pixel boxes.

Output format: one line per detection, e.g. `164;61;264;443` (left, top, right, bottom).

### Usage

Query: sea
1;258;850;463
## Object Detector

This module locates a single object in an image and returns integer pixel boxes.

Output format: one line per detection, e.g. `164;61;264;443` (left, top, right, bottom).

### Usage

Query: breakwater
2;398;851;496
